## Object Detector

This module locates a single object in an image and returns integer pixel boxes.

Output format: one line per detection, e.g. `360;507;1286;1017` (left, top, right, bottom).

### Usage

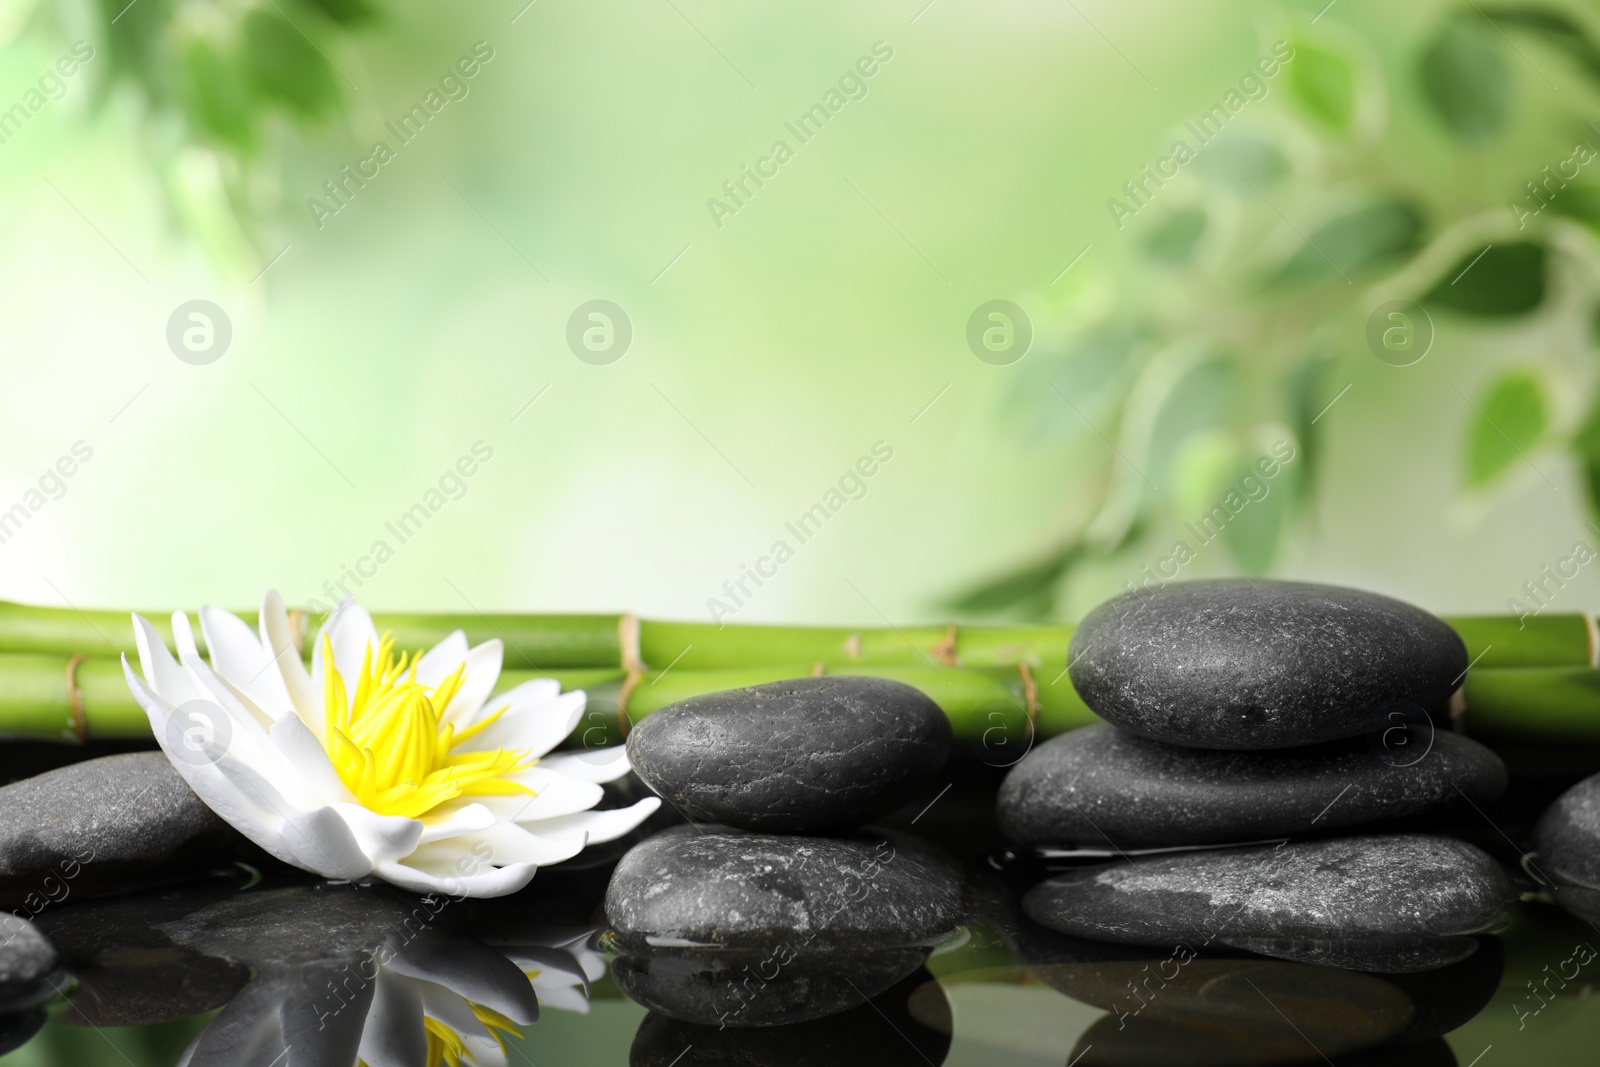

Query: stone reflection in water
30;881;603;1066
1023;835;1513;973
629;968;952;1066
612;946;927;1028
1014;921;1501;1066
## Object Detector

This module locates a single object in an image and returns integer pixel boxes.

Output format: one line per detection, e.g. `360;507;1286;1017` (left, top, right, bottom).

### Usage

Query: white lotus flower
122;590;658;897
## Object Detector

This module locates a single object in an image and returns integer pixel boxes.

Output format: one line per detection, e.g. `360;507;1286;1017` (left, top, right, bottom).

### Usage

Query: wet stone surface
1067;580;1467;750
603;827;964;953
1023;834;1513;973
0;753;238;910
0;914;61;1014
627;676;951;832
998;724;1507;848
1535;770;1600;890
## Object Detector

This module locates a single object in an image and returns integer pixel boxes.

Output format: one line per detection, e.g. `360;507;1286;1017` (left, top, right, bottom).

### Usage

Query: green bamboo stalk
0;601;1588;673
1445;614;1597;670
1461;666;1600;742
0;655;1093;744
0;602;625;671
6;649;1590;748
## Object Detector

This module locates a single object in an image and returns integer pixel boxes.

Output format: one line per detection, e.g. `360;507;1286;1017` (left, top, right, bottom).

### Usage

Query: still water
3;751;1599;1067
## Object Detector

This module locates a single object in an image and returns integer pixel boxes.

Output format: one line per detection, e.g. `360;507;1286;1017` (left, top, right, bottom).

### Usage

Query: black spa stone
0;753;238;910
0;915;61;1014
1023;835;1512;973
604;828;963;953
1534;770;1600;892
626;676;951;832
1067;579;1467;750
998;724;1507;848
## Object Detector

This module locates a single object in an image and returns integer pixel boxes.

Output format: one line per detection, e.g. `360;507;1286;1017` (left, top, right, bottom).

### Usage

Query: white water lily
122;590;658;897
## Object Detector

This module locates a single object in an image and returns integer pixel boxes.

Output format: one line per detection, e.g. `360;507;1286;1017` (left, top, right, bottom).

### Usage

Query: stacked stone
1001;579;1516;972
604;676;962;1027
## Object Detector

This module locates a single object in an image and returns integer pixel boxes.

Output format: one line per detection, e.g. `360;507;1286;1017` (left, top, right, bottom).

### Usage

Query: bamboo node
619;613;645;673
931;624;960;667
843;633;862;659
616;669;644;738
1449;687;1467;732
810;662;828;677
1586;612;1599;668
1017;660;1039;736
65;653;87;744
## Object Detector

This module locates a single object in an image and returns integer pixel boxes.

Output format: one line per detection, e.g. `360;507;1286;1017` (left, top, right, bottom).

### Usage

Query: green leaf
1466;370;1550;488
301;0;379;26
1283;349;1337;505
1144;357;1245;483
1419;20;1511;141
944;544;1081;619
1144;209;1206;264
1549;184;1600;228
1287;40;1357;132
1222;453;1296;575
181;39;257;152
1481;7;1600;86
1265;197;1425;291
1574;394;1600;516
243;8;341;118
1424;242;1546;316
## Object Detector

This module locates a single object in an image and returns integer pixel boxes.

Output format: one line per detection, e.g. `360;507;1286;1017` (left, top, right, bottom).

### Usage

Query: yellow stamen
320;632;532;818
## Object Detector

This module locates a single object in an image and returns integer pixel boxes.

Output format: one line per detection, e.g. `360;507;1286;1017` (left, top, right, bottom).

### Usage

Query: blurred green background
4;2;1600;1063
1;0;1596;631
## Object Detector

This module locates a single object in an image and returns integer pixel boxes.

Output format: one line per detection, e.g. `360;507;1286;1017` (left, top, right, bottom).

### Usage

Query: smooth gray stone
627;677;951;832
1068;580;1467;749
0;753;236;909
0;915;61;1013
1023;835;1513;973
604;828;963;953
998;724;1507;848
1534;771;1600;890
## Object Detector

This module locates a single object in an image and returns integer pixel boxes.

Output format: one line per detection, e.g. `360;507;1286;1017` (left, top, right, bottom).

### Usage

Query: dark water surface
3;747;1600;1067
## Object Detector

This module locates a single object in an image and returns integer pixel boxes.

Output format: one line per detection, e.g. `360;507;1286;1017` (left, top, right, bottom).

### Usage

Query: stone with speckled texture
1023;835;1513;973
998;724;1506;848
1534;771;1600;892
604;827;963;953
1068;580;1467;750
0;753;237;910
0;914;60;1014
626;676;951;832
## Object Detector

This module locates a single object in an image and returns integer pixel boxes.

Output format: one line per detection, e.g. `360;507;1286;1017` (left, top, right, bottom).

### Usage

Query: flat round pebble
998;724;1507;848
1067;580;1467;750
1023;835;1512;973
0;916;60;1014
1534;771;1600;890
604;828;963;953
0;753;237;910
627;677;951;832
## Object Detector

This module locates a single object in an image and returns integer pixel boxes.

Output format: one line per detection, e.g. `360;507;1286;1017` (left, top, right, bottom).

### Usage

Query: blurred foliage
27;0;378;261
956;3;1600;620
92;0;371;147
